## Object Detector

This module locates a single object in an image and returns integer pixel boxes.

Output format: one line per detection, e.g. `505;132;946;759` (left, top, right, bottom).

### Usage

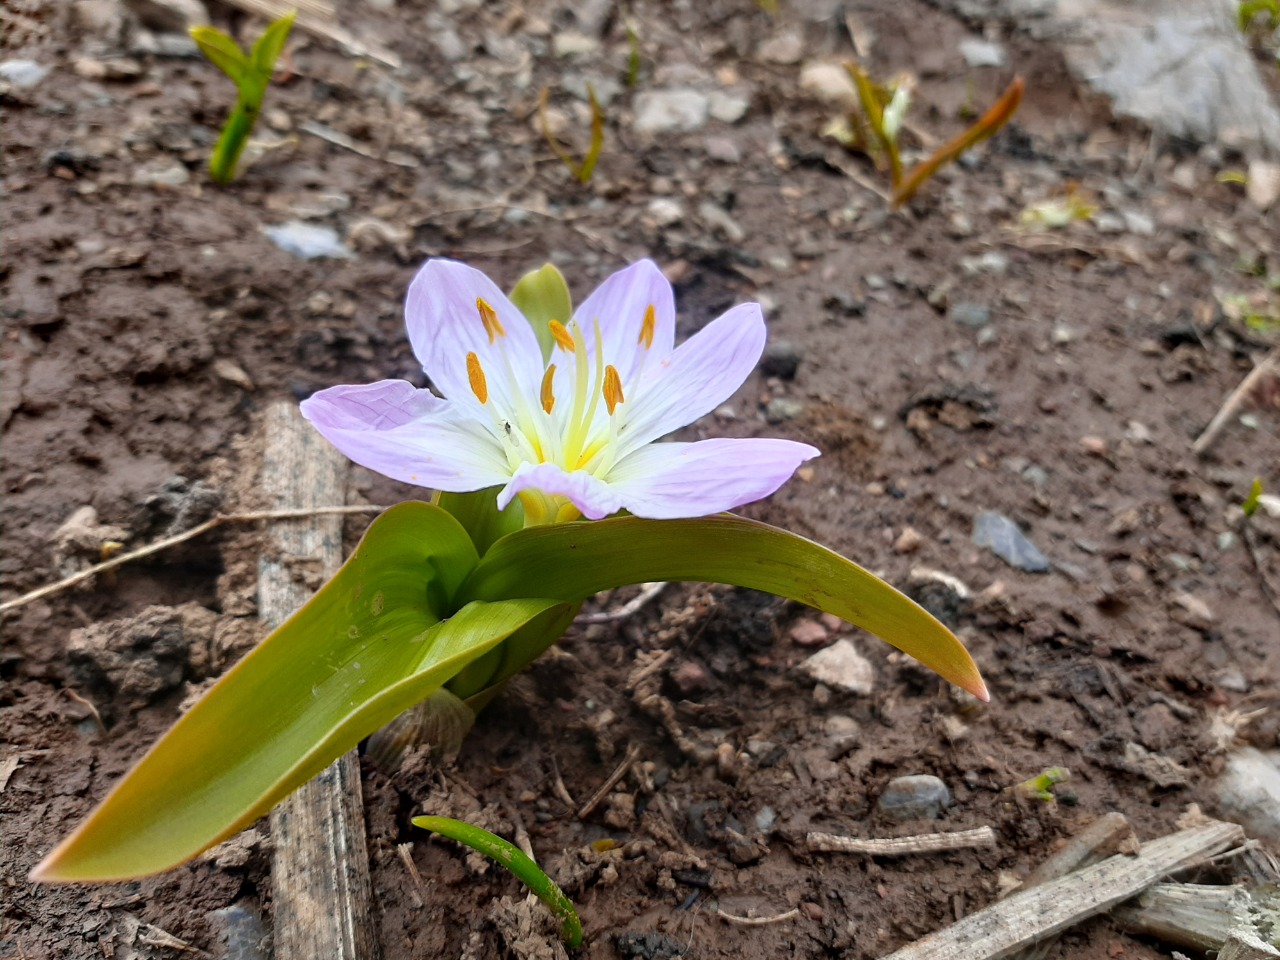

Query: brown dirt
3;0;1279;958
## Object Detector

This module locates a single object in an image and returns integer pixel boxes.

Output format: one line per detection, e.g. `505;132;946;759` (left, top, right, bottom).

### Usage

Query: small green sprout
1243;478;1265;518
189;11;296;183
1238;0;1280;33
1020;185;1097;229
624;17;642;87
1014;766;1070;801
833;63;1023;207
538;85;605;184
412;816;583;948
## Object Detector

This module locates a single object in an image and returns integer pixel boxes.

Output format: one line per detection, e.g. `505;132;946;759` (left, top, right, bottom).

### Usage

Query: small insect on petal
467;352;488;404
476;298;505;343
638;304;656;349
541;364;557;414
603;364;625;415
549;320;575;352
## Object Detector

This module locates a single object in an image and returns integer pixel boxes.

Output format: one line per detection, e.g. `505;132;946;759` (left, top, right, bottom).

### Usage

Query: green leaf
189;26;250;85
459;514;987;700
34;504;570;881
437;488;526;555
509;263;573;363
251;10;297;78
451;600;580;706
413;816;583;947
1243;477;1264;518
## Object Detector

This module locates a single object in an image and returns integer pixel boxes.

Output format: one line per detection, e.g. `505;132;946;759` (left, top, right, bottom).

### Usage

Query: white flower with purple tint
302;259;819;523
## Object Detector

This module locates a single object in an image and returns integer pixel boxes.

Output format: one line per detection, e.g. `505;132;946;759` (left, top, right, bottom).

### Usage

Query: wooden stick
261;403;377;960
578;743;641;820
1019;812;1135;890
807;827;997;856
1192;347;1280;457
1220;931;1280;960
1113;882;1264;952
879;820;1244;960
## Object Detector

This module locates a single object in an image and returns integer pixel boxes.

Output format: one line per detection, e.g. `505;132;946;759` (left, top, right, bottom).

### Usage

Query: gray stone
973;511;1050;573
633;89;709;135
708;91;750;124
799;61;857;108
264;222;353;260
0;59;49;89
1215;749;1280;840
754;806;778;833
878;775;951;820
645;197;685;227
799;639;875;695
958;38;1007;67
697;201;745;243
759;32;804;65
765;396;805;423
131;158;190;187
950;302;992;329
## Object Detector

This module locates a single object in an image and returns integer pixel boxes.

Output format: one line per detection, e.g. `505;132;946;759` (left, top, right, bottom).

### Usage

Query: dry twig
717;907;801;926
1192;347;1280;457
582;582;668;623
0;505;385;616
807;826;996;856
578;743;642;820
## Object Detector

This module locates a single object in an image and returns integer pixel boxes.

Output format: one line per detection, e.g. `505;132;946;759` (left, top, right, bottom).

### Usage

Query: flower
301;259;819;523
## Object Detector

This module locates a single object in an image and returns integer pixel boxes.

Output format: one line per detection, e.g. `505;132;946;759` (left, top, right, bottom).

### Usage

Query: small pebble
958;38;1006;68
1080;435;1107;456
800;901;824;921
670;660;712;696
972;511;1050;573
877;774;951;820
264;221;353;260
788;618;829;647
893;527;923;555
754;806;778;833
765;396;805;423
799;639;875;695
949;302;991;329
0;59;50;88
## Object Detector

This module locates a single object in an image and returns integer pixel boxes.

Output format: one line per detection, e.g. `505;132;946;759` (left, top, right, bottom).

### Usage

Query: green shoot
1019;184;1097;229
1243;478;1264;518
833;64;1023;208
624;16;642;87
1238;0;1280;32
412;816;583;948
1014;766;1070;801
538;85;605;184
189;11;296;183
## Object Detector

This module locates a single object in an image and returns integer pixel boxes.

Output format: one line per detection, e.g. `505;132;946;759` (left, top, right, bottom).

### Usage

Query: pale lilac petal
405;259;544;415
496;462;624;520
569;259;676;381
301;380;510;491
605;438;820;519
615;303;765;457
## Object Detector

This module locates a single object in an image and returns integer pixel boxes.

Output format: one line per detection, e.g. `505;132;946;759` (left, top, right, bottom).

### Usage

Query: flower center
463;297;656;515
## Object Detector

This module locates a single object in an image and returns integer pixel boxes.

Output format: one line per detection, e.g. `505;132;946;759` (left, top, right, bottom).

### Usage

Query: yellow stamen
540;364;557;414
603;364;625;415
477;298;505;343
638;304;656;349
466;351;488;404
549;320;575;352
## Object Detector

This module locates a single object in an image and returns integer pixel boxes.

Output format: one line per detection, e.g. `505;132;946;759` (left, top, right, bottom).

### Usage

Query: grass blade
413;816;583;947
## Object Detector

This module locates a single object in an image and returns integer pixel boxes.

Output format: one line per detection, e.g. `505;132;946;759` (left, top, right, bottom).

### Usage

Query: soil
3;0;1279;958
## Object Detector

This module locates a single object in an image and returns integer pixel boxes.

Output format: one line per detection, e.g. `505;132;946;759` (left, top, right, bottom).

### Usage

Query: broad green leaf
32;504;570;882
459;514;987;700
509;263;573;363
189;26;250;85
251;10;296;79
437;488;526;555
413;816;583;947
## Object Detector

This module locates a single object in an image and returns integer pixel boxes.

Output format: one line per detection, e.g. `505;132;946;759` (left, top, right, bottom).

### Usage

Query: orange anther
540;364;557;414
638;304;656;349
603;364;624;415
549;320;575;352
477;298;505;343
466;352;488;404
